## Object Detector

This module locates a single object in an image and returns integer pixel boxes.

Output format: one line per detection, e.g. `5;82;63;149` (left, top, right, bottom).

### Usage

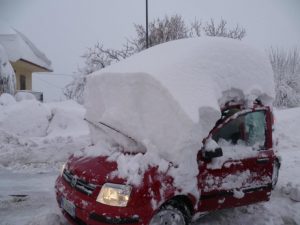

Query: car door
197;108;274;212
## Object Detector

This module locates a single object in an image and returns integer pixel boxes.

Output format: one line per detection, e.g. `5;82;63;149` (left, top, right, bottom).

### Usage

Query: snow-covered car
55;38;280;225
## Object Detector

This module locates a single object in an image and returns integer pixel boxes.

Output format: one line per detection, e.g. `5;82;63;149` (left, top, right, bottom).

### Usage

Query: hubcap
150;208;185;225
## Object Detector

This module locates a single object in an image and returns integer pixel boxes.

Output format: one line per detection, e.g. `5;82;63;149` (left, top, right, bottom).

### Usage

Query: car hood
66;155;124;185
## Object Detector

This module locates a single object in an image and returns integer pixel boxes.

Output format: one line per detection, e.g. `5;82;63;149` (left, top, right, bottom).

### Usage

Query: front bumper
55;176;153;225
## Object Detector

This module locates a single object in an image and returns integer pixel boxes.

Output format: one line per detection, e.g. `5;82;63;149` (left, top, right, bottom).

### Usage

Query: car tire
149;199;191;225
272;159;280;189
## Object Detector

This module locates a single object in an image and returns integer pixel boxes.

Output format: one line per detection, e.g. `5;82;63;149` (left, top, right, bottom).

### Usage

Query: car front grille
63;169;97;196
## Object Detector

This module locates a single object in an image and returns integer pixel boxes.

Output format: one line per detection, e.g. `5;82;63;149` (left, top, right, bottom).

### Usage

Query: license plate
61;197;76;218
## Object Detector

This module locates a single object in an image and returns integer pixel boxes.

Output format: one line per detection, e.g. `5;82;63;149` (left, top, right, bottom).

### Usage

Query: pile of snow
46;100;89;138
0;93;16;106
15;91;36;101
0;44;16;95
0;99;51;137
84;37;275;196
275;107;300;203
0;96;90;170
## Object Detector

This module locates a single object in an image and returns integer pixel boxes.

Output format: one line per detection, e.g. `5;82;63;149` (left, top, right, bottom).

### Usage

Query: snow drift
84;37;275;195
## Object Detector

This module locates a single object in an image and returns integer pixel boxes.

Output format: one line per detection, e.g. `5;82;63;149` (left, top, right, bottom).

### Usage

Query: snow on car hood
84;37;275;195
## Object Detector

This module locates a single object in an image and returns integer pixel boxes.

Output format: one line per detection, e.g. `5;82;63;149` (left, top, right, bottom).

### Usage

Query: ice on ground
84;37;275;196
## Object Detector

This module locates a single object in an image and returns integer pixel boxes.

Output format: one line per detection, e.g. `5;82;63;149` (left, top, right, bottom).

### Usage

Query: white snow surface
84;38;275;195
0;21;52;71
1;103;300;224
15;92;36;102
0;97;90;171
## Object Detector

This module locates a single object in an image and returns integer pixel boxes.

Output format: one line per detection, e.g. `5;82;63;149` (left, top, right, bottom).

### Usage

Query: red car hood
66;155;123;185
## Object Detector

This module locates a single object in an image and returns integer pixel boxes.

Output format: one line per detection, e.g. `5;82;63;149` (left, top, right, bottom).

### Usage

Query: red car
55;101;280;225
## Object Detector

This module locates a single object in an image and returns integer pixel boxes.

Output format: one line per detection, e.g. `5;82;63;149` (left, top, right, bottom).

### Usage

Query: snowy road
0;169;67;225
0;164;299;225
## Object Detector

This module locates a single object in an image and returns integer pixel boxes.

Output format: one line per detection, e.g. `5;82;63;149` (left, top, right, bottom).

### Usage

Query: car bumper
55;176;153;225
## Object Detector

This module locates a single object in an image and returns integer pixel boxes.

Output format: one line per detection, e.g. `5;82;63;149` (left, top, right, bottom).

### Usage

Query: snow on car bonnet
84;37;274;193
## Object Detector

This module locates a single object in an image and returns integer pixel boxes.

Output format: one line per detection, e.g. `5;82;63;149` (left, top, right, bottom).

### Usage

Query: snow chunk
0;93;16;106
46;100;89;138
0;99;51;137
15;91;36;101
290;186;300;202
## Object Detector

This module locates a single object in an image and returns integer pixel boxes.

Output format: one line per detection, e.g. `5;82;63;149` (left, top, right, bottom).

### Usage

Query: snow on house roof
0;21;52;72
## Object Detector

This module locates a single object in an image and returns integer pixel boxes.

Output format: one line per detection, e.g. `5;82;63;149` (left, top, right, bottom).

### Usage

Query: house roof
0;21;52;72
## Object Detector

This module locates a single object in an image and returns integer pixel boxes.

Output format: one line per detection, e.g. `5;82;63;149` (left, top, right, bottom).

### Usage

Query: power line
34;73;74;77
34;77;64;90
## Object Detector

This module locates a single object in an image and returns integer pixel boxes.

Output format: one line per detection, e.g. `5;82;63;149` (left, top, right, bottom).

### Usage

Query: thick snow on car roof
103;37;274;121
85;37;275;192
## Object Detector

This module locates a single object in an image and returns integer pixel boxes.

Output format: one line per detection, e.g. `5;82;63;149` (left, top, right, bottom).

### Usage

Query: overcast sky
0;0;299;101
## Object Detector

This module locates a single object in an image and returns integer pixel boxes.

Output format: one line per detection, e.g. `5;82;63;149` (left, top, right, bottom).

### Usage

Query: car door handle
256;158;269;164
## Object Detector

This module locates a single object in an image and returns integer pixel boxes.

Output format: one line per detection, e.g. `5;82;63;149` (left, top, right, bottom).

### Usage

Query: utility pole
146;0;149;49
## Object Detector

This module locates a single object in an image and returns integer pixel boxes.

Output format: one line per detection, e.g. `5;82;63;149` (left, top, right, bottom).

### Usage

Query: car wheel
272;160;280;189
149;200;191;225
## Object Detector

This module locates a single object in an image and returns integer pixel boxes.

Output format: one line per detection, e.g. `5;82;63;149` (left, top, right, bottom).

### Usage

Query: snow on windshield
84;37;275;197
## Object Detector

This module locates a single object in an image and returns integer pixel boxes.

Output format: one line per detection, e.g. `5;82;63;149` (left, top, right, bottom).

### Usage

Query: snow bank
15;91;36;101
84;37;275;196
0;93;16;106
46;100;89;138
0;99;90;170
0;99;51;137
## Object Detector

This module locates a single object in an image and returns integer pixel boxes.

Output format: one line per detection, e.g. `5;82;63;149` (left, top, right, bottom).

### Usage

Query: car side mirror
203;147;223;160
203;138;223;160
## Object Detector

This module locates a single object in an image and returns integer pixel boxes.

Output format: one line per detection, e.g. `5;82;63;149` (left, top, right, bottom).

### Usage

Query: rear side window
212;111;266;150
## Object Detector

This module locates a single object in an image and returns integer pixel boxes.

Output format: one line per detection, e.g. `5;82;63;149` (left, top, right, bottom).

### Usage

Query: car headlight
96;183;132;207
60;163;66;176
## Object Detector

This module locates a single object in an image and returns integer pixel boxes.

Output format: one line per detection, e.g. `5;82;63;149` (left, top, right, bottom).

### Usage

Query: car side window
212;111;266;150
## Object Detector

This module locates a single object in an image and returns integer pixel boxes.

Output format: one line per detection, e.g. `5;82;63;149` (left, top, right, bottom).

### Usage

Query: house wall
13;65;32;90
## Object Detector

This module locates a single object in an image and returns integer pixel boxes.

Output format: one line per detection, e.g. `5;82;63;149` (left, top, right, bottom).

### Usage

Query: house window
20;75;26;90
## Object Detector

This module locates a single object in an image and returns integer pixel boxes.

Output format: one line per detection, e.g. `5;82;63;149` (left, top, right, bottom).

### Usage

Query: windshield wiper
84;118;138;145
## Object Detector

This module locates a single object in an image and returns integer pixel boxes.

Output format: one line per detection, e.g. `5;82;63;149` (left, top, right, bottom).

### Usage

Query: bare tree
132;15;190;50
269;47;300;107
203;19;246;40
64;15;247;103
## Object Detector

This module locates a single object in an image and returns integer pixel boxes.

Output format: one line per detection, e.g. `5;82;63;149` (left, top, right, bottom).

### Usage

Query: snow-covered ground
0;96;300;225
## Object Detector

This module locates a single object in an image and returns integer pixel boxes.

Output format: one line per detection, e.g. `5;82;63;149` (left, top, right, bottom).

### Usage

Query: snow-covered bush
269;48;300;108
0;93;16;106
0;44;16;95
64;16;246;103
15;91;36;102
